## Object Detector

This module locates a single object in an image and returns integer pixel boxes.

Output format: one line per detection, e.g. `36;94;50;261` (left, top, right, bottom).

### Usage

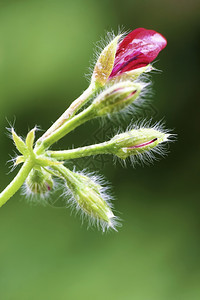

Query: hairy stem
38;84;96;142
52;164;80;187
0;86;97;207
0;159;34;207
36;105;97;154
48;141;112;160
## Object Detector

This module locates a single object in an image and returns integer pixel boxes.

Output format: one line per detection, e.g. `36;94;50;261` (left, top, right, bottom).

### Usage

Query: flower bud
91;28;167;85
65;171;117;231
25;168;54;196
109;28;167;78
92;81;142;116
110;127;170;159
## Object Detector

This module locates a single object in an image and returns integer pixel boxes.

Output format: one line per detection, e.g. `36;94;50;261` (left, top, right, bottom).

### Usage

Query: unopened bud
25;168;54;196
65;171;117;231
92;81;142;116
110;127;170;159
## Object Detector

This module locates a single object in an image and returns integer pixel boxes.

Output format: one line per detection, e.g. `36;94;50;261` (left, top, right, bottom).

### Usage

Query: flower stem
51;164;80;187
48;141;112;160
38;84;96;142
0;159;34;207
53;164;74;180
36;105;97;154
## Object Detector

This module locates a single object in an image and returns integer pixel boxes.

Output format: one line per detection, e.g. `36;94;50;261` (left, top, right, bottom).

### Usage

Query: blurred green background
0;0;199;299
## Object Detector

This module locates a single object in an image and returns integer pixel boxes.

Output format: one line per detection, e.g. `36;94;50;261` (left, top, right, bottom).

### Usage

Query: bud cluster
1;28;172;233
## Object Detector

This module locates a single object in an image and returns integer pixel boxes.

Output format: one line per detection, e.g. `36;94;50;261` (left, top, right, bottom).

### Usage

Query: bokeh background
0;0;199;299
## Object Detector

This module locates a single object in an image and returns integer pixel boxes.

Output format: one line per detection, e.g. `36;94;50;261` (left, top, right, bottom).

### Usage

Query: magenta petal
116;28;147;55
109;28;167;78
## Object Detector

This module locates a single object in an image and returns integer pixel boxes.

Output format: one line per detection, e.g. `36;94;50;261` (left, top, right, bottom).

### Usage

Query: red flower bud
109;28;167;78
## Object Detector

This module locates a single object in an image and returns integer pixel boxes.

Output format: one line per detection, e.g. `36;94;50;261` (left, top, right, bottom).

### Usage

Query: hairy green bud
110;127;169;159
25;168;54;196
60;167;118;231
92;81;142;116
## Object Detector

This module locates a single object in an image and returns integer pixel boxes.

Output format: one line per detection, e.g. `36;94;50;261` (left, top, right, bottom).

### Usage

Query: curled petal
109;28;167;77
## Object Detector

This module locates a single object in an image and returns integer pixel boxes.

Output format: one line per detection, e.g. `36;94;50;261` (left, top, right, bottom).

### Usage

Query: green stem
0;159;34;207
38;84;96;142
53;164;74;180
48;141;112;160
36;105;97;154
52;164;80;187
0;85;97;208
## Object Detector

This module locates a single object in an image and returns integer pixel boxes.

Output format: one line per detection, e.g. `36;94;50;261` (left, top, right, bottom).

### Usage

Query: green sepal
91;35;121;87
12;128;27;155
109;65;152;83
26;128;36;151
14;156;25;165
